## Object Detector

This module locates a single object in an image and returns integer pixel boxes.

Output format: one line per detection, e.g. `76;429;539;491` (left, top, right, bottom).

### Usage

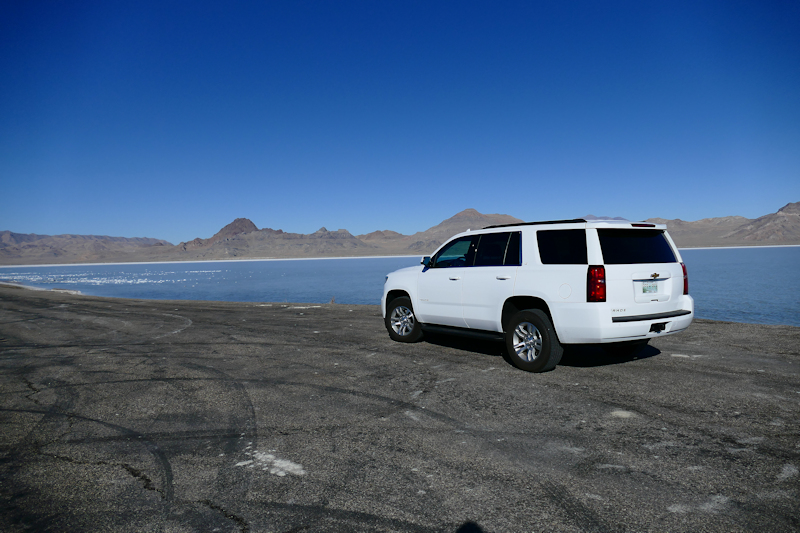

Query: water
0;257;420;305
1;247;798;327
678;247;800;327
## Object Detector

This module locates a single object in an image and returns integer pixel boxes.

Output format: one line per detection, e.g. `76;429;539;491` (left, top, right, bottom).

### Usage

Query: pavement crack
23;378;42;405
121;464;166;497
43;454;167;499
23;378;39;392
199;499;250;533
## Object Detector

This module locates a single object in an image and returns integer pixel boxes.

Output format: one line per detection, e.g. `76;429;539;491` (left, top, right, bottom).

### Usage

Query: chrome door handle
496;276;511;280
449;276;461;281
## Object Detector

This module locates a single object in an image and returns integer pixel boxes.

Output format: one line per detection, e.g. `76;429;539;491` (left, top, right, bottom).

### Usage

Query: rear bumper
552;296;694;344
611;309;692;323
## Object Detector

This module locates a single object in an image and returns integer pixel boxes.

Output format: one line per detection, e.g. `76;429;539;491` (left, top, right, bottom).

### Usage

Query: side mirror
421;256;432;267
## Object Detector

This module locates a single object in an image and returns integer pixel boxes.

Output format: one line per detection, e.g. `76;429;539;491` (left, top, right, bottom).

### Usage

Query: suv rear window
537;229;587;264
598;229;677;264
474;231;521;267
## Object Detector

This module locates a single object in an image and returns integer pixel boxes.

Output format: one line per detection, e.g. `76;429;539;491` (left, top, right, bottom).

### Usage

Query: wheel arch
502;296;553;332
386;289;411;309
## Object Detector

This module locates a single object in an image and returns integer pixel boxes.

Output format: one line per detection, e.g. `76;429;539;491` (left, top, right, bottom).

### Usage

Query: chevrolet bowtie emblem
651;273;659;279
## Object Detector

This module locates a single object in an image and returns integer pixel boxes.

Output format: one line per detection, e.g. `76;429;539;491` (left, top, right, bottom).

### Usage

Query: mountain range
1;203;798;266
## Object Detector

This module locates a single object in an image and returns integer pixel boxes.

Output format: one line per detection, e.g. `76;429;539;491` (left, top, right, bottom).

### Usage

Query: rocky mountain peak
452;208;481;218
401;209;525;254
215;218;258;238
435;209;523;227
179;218;258;250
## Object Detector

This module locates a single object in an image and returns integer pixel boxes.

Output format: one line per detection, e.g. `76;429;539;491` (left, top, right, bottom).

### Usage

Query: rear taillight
681;262;689;295
587;265;606;302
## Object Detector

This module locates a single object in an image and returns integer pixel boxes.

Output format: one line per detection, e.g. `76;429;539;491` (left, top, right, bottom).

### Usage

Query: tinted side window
598;229;677;264
474;233;510;267
432;236;477;268
537;229;587;264
504;231;521;266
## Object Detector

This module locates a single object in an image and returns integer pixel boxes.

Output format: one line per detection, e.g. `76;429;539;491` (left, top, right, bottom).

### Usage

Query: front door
416;267;467;327
414;235;476;328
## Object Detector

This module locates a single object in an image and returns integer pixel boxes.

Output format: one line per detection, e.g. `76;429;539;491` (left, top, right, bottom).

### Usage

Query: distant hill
357;230;405;242
645;216;753;247
358;209;524;254
172;224;378;261
180;218;258;250
720;202;800;243
407;208;524;250
1;203;798;265
0;231;171;265
647;202;800;247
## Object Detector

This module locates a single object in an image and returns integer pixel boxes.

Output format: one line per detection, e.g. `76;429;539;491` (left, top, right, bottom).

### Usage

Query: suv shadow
422;333;506;358
421;333;661;369
559;343;661;368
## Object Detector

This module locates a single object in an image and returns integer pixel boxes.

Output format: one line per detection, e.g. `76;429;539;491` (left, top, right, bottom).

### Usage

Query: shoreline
678;244;800;251
0;254;423;269
1;244;799;269
2;282;797;330
0;281;82;294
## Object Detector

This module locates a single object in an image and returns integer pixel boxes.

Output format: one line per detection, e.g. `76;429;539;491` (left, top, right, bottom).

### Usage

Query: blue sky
2;1;798;244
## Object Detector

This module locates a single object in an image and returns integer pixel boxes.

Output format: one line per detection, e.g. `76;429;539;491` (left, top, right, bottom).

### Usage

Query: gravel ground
1;285;798;532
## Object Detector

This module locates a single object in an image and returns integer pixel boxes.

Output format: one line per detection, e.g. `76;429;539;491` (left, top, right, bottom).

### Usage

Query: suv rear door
462;231;521;331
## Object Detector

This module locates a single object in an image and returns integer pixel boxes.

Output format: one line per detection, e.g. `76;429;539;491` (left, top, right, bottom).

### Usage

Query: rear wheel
505;309;563;372
385;297;423;342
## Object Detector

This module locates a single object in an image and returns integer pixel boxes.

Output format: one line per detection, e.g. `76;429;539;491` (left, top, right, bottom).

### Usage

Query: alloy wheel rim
513;321;542;362
390;306;415;336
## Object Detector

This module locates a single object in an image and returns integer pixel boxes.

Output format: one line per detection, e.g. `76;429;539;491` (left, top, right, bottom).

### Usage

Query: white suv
382;219;693;372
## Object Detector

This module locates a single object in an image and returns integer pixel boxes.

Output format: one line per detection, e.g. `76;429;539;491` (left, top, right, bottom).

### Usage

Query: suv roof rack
483;218;586;230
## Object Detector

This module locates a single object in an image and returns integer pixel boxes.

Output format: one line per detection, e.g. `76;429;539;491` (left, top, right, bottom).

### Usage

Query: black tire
385;297;423;343
504;309;563;372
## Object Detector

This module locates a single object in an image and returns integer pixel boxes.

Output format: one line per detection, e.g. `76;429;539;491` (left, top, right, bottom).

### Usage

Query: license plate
642;281;658;294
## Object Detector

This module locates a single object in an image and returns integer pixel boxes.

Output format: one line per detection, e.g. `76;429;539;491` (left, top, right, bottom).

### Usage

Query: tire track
152;313;193;339
179;360;258;531
0;407;175;501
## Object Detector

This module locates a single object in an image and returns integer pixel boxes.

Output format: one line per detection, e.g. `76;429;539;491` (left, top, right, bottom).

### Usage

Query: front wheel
385;297;423;342
505;309;563;372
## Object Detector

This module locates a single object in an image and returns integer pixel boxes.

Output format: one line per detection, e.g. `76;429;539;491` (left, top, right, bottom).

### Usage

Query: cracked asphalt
1;284;799;532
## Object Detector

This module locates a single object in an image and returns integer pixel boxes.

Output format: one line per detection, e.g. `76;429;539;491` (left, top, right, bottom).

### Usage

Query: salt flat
0;286;798;532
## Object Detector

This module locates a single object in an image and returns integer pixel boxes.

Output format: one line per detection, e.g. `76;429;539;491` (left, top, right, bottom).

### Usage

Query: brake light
681;262;689;295
587;265;606;302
